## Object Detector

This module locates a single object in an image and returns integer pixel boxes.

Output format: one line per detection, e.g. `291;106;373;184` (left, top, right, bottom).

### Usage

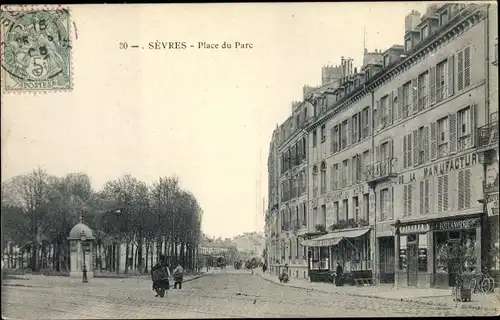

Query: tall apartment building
266;64;346;279
267;3;498;287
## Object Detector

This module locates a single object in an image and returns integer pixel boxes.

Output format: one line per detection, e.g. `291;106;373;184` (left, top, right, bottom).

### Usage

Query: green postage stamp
1;6;72;92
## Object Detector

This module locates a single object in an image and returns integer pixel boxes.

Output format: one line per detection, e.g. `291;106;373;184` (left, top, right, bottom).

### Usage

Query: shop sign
432;217;480;231
399;223;430;235
486;193;499;217
376;222;393;236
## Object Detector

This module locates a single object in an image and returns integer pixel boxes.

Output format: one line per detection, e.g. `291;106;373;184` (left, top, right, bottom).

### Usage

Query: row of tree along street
1;167;203;274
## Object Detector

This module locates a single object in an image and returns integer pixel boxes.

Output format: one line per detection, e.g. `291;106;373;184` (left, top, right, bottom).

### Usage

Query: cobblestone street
2;271;498;318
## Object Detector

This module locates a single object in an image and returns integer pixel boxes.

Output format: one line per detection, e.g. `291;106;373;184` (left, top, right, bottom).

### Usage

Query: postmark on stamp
1;7;72;92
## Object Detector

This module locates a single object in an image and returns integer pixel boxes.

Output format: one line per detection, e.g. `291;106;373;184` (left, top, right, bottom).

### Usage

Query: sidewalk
2;269;211;289
257;270;500;312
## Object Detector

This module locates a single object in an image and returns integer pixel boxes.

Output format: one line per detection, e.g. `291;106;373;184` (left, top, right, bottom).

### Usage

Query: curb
258;273;499;313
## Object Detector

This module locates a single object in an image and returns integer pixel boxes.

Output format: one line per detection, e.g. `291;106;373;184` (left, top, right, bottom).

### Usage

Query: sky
1;2;431;238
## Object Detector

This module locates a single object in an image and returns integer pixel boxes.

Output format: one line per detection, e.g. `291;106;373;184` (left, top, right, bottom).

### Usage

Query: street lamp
80;231;88;283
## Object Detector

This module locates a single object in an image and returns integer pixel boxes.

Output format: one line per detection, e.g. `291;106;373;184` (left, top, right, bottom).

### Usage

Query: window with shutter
408;184;413;216
470;104;476;148
412;78;418;114
398;86;404;120
375;100;380;131
393;94;398;123
464;46;471;88
390;186;394;220
457;50;464;91
430;122;437;160
403;185;408;217
388;92;394;125
420;181;424;215
425;179;430;215
449;113;457;153
403;135;408;168
430;66;437;105
448;54;455;97
407;133;413;167
443;174;449;211
347;158;352;186
438;176;443;211
458;170;465;210
413;130;419;166
464;169;471;209
423;126;430;163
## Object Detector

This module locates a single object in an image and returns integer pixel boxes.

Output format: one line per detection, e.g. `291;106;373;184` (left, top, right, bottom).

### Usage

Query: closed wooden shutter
443;174;449;211
330;127;335;153
430;66;437;105
407;133;413;167
437;176;443;212
425;179;430;215
412;77;418;114
464;169;471;209
346;119;351;146
398;87;404;120
458;50;464;91
408;184;413;216
447;55;454;97
420;180;425;216
367;108;372;135
403;185;408;217
403;135;408;168
470;104;476;147
375;100;381;131
388;92;394;125
423;126;430;163
347;158;352;186
449;113;457;154
464;46;471;88
430;122;437;160
458;170;465;210
413;130;419;166
390;186;394;220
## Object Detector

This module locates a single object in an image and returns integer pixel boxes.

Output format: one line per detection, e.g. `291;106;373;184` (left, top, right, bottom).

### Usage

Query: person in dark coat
151;254;171;297
262;263;267;273
335;262;344;287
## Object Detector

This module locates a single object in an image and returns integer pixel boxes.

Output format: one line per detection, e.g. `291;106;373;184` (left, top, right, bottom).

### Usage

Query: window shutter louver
376;144;381;163
430;66;437;105
470;104;476;147
423;126;430;163
367;108;372;135
464;46;471;88
420;181;425;215
398;87;404;121
407;133;413;167
443;174;449;211
413;130;419;166
403;135;408;168
447;54;455;97
347;119;351;146
430;122;437;160
412;78;418;114
388;138;394;159
458;50;464;91
449;113;457;154
465;169;471;209
458;170;465;210
438;176;443;212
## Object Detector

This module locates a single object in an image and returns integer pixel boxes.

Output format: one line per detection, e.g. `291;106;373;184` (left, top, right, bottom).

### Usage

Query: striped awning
300;227;371;247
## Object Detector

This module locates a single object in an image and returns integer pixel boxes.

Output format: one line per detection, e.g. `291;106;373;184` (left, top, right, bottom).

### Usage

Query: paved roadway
2;271;498;318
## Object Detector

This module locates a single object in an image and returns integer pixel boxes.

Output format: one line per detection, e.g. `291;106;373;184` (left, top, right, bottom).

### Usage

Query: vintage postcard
1;2;499;319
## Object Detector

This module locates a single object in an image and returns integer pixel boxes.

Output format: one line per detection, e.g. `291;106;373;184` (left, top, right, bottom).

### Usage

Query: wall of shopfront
484;155;499;284
395;216;483;289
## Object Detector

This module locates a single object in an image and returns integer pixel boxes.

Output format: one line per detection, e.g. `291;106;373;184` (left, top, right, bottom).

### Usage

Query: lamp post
80;231;88;283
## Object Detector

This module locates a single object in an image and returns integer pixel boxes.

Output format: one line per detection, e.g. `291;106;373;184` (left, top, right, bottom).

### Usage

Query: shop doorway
407;235;418;287
379;237;395;283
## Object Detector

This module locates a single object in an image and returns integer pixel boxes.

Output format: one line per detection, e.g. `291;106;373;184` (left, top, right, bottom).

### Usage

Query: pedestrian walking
173;263;184;289
262;263;267;273
151;254;171;298
335;262;344;287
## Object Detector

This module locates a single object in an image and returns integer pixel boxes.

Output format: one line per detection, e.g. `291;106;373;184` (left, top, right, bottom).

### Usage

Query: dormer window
405;38;412;52
383;55;389;67
421;25;429;41
439;9;449;26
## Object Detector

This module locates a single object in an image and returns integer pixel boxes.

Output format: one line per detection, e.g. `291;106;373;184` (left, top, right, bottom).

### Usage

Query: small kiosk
68;217;95;279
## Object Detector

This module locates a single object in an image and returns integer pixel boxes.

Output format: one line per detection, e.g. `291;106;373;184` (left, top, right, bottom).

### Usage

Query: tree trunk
137;236;143;271
170;239;175;264
180;242;185;267
31;242;37;272
174;241;178;265
150;241;154;268
125;243;130;274
116;242;121;274
144;240;149;273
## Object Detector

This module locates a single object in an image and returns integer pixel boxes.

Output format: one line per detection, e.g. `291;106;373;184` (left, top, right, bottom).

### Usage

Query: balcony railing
364;158;398;183
476;122;498;150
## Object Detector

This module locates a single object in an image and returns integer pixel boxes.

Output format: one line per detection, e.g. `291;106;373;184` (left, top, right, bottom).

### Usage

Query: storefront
301;227;371;283
395;215;482;288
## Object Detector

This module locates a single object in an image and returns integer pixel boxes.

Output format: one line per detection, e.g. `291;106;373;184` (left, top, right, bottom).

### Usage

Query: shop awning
300;227;371;247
